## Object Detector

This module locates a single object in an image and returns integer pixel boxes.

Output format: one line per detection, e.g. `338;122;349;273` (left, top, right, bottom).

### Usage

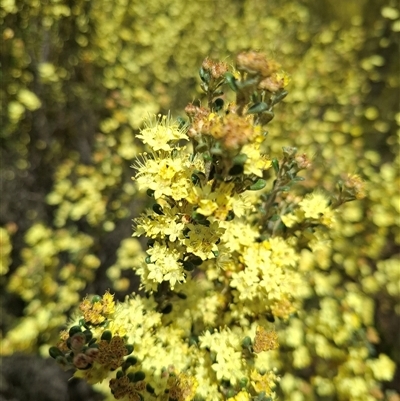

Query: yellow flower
145;242;186;289
79;291;115;325
251;369;277;394
242;142;272;177
136;114;188;151
269;237;299;268
227;390;250;401
187;182;235;220
184;221;224;260
134;152;191;200
281;212;299;228
367;354;396;381
133;205;185;242
298;191;334;224
253;326;279;353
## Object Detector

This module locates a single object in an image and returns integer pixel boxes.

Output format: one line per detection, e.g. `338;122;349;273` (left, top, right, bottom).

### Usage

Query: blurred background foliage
1;0;399;399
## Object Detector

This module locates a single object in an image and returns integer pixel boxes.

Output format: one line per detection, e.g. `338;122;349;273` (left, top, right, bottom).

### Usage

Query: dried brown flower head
343;174;366;200
236;51;280;77
202;57;228;79
96;335;128;370
295;153;312;170
211;113;258;150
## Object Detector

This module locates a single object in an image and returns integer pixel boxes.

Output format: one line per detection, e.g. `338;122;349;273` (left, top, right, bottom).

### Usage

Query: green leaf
199;67;210;83
131;371;146;382
195;142;208;152
146;384;155;394
224;72;238;91
249;179;267;190
232;153;248;165
260;110;274;123
83;330;93;342
241;336;252;348
272;158;279;174
272;89;288;105
247;102;269;114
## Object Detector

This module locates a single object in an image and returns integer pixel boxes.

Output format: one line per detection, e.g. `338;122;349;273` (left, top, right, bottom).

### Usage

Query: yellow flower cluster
253;326;279;353
132;104;275;292
3;2;399;401
79;291;116;325
281;191;336;228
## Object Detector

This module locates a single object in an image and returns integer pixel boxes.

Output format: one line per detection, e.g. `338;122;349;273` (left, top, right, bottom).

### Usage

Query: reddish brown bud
295;154;312;170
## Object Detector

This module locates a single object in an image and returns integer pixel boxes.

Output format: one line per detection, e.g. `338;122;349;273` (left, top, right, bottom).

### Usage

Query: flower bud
128;371;146;382
69;332;87;352
49;346;64;359
68;325;82;337
125;344;134;355
73;353;92;370
101;330;112;342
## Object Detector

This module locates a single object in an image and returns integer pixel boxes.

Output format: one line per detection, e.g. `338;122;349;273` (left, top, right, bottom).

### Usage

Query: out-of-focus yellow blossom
312;376;335;397
107;238;145;291
376;258;400;297
280;211;300;228
17;88;41;110
292;345;311;369
281;191;336;228
0;227;13;275
251;369;278;394
367;354;396;382
227;390;250;401
269;236;299;268
299;191;335;223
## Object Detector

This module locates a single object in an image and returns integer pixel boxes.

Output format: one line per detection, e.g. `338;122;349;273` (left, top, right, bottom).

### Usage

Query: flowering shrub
45;52;396;401
2;2;399;401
